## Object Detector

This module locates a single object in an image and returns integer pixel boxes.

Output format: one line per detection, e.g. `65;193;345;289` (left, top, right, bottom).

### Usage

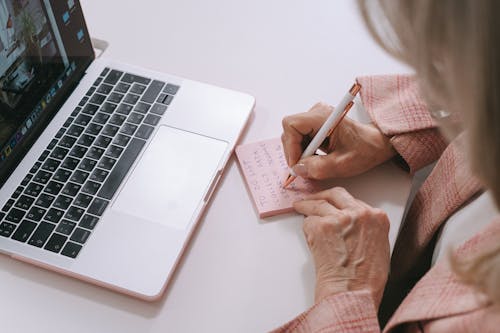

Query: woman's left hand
294;187;390;308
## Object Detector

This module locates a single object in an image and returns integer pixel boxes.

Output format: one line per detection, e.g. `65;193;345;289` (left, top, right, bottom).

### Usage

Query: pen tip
283;175;296;188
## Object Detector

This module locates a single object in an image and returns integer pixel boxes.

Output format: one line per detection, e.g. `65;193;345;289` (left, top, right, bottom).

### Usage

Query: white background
0;1;412;332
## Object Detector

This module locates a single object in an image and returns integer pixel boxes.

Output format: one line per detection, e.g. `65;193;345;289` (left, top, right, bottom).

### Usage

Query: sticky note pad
235;138;322;218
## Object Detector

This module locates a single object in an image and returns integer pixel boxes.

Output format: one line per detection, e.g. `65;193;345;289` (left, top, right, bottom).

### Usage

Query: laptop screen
0;0;93;186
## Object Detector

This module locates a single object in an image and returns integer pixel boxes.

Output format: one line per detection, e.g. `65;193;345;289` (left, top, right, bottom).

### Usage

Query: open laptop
0;0;253;300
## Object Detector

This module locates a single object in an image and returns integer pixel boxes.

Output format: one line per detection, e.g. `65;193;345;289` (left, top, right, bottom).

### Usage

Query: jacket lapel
385;222;500;332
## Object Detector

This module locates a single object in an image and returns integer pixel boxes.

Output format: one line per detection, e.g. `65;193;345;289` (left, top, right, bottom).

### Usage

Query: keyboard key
163;84;180;95
41;158;61;172
78;97;89;106
79;158;97;172
98;157;116;170
113;134;131;147
15;195;35;210
90;93;106;105
26;207;46;222
53;195;73;210
5;208;26;224
82;104;99;116
67;124;85;137
13;186;24;199
55;128;66;139
81;181;101;195
104;70;123;84
134;102;151;114
144;114;161;126
53;168;72;182
101;102;117;114
93;77;103;86
127;112;144;125
73;194;93;208
56;220;76;236
102;124;119;137
124;93;140;105
161;94;174;105
33;170;52;184
108;92;124;104
105;145;123;159
94;112;110;125
50;147;69;160
97;83;113;94
70;228;90;244
74;114;92;126
98;138;146;200
87;146;105;160
61;182;81;197
61;242;82;258
87;198;109;216
109;114;126;126
94;135;112;148
121;73;151;85
11;220;37;243
150;103;167;115
135;124;154;140
116;103;133;115
61;157;80;170
85;123;103;136
100;67;110;77
0;222;16;237
44;181;63;195
69;145;88;158
130;83;147;95
28;222;55;247
44;233;67;253
89;169;109;183
29;162;42;174
115;82;131;93
63;117;75;128
35;194;55;208
65;206;85;222
71;107;82;117
59;135;77;148
2;199;15;212
47;139;58;150
77;134;96;147
24;183;43;197
45;208;64;223
79;214;99;230
70;170;89;184
38;150;50;162
142;80;165;103
120;123;137;136
21;174;33;186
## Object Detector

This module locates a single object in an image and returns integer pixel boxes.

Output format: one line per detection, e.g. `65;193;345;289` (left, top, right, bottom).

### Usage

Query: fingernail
293;163;309;178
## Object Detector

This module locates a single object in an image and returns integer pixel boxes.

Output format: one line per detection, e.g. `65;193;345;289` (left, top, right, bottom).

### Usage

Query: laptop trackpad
112;126;227;229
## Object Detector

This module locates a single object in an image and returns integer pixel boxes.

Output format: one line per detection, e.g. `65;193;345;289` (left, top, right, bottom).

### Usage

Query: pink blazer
271;75;500;333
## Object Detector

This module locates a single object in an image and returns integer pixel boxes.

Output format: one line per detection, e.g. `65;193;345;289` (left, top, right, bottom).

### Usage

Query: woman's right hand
281;102;397;180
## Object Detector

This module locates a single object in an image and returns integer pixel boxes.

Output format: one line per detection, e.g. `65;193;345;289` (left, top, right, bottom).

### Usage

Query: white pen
283;83;361;188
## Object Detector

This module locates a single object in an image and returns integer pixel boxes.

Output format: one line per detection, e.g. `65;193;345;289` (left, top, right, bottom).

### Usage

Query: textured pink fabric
271;75;499;333
356;75;448;173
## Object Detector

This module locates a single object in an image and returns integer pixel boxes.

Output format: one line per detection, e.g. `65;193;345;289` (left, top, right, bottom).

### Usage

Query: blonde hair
357;0;500;304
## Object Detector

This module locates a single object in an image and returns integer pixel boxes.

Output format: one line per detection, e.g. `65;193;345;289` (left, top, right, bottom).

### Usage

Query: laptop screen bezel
0;0;95;187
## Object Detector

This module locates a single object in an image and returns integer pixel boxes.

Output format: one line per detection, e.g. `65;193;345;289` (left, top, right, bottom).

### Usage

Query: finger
304;187;358;210
282;104;332;166
295;152;352;180
293;199;341;217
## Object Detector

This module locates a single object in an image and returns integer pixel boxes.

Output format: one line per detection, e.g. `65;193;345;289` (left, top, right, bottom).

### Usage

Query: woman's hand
294;187;390;307
281;102;396;180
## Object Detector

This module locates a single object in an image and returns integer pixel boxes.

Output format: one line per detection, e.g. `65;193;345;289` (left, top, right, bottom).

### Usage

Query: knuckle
281;115;293;129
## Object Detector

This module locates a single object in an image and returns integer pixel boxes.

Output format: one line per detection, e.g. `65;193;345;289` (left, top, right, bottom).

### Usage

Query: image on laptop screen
0;0;93;185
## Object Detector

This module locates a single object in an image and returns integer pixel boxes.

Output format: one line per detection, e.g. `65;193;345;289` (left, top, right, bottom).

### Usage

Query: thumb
292;153;346;180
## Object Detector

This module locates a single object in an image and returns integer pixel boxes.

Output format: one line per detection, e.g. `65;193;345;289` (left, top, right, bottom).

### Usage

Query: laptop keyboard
0;68;179;259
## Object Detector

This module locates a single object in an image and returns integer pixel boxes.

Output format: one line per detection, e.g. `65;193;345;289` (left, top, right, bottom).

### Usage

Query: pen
283;83;361;188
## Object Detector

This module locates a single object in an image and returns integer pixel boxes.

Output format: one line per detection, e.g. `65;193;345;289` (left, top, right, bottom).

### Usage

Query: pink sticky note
235;138;322;218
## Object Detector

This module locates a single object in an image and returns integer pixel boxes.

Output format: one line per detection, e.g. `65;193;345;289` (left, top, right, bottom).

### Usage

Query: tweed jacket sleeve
356;75;448;173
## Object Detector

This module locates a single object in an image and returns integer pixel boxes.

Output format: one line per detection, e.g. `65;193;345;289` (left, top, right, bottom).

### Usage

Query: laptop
0;0;253;300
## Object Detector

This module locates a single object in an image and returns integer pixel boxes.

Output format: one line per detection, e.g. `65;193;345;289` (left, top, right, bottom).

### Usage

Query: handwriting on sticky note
235;138;322;218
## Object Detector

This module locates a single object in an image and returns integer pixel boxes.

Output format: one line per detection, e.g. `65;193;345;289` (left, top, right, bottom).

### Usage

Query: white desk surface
0;1;413;332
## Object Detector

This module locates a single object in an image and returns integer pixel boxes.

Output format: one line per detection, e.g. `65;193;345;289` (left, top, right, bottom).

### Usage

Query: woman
273;1;500;332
